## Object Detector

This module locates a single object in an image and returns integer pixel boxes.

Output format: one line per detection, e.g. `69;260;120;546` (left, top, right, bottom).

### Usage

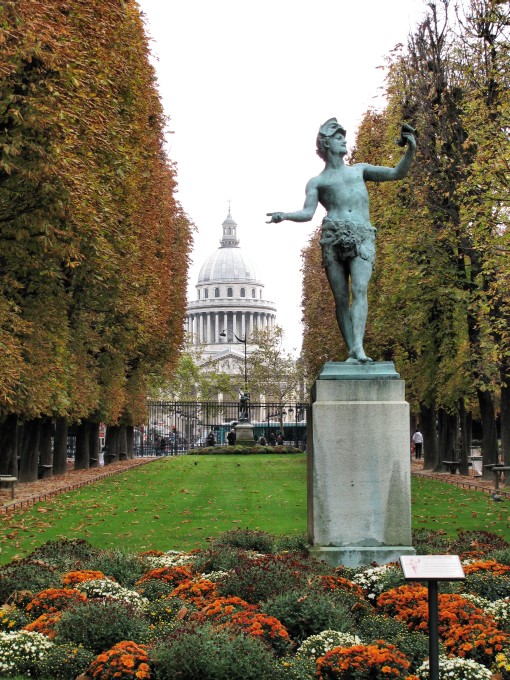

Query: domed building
185;210;277;373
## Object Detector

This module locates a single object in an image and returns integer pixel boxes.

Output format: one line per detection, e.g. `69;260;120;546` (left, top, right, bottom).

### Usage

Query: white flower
75;579;147;610
0;631;53;675
297;630;362;659
417;655;492;680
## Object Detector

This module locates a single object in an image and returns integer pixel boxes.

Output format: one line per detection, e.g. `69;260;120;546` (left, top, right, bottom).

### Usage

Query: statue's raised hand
396;123;417;148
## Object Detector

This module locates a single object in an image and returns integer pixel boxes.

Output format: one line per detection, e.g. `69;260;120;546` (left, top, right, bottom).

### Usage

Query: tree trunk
126;426;135;459
437;409;457;470
89;422;100;468
39;418;54;476
75;421;90;470
500;379;510;485
420;403;438;470
478;388;499;478
18;419;41;482
118;426;128;459
53;418;68;475
0;414;19;476
458;400;470;475
105;425;120;463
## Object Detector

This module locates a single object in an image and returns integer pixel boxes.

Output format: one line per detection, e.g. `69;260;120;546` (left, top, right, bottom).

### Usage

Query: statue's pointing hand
266;212;285;224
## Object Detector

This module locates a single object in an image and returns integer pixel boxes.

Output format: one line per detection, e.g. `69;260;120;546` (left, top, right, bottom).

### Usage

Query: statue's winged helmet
316;118;346;160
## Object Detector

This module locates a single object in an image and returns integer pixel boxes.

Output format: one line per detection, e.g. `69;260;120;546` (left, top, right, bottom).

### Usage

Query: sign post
400;555;465;680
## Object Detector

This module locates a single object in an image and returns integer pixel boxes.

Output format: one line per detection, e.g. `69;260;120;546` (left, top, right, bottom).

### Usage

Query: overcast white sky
137;0;427;353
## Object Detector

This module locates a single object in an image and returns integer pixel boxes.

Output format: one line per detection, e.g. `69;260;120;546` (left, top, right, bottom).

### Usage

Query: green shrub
488;548;510;566
149;622;284;680
135;578;177;600
211;529;277;553
463;572;510;601
27;538;99;570
38;641;95;679
54;598;150;653
192;546;246;574
450;531;509;557
219;553;320;604
275;533;310;553
262;590;354;644
188;445;302;455
278;654;317;679
82;549;146;587
0;606;28;631
0;560;60;605
357;613;433;672
411;529;451;555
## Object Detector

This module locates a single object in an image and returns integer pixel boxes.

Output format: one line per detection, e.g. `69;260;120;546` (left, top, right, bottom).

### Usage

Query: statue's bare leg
325;261;354;355
348;257;373;362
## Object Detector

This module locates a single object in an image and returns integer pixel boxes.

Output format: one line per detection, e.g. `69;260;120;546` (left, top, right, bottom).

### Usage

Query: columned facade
185;210;277;368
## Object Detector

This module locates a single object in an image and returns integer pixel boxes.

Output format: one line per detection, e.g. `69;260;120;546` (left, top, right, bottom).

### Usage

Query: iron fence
137;400;309;455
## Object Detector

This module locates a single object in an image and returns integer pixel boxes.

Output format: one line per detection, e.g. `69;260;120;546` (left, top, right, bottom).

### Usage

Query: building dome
197;210;259;284
198;247;258;284
185;209;277;359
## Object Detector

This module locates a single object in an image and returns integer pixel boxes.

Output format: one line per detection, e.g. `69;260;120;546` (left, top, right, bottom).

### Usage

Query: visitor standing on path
412;428;423;460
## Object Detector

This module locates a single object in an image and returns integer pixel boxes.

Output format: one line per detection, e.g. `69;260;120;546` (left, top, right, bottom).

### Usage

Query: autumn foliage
0;0;192;476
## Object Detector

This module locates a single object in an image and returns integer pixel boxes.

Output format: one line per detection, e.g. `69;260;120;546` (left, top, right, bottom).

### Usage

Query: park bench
0;475;18;500
38;464;53;479
442;460;461;474
485;464;510;491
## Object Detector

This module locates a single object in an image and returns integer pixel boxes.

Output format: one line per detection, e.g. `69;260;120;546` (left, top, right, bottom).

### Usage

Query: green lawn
0;455;508;565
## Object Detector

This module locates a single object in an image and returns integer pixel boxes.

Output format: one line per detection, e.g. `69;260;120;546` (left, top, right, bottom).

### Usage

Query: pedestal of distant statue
308;362;415;568
235;421;255;446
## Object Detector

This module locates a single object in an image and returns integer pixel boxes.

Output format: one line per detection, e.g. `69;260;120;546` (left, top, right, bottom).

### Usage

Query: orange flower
88;641;150;680
62;570;110;586
26;588;87;618
463;560;510;576
319;575;365;598
136;565;193;586
317;641;411;679
169;578;218;606
23;612;62;638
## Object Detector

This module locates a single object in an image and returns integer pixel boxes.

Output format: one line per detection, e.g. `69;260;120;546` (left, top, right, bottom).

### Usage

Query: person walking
227;428;236;446
412;428;423;460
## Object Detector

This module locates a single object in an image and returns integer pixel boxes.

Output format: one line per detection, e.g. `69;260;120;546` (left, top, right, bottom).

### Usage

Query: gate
138;401;308;455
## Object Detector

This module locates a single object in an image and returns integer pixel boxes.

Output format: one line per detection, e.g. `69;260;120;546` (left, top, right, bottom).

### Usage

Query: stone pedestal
235;421;255;446
308;362;415;568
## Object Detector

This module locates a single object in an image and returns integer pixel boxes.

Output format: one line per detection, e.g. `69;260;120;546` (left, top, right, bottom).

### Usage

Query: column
241;311;246;340
206;312;212;345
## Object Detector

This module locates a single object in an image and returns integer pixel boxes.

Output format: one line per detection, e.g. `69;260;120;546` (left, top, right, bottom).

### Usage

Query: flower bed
0;531;509;679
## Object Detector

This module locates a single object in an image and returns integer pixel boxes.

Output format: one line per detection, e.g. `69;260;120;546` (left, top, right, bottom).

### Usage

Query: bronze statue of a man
267;119;416;363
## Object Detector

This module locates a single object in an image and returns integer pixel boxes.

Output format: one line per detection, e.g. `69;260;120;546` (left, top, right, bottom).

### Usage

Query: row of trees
301;0;509;475
0;0;192;480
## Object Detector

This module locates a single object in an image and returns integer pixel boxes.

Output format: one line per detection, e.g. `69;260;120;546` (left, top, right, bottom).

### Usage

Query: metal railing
138;400;309;454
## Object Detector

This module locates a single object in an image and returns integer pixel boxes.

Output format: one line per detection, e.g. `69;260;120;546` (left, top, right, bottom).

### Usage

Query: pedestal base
235;422;255;446
311;545;416;569
308;362;414;567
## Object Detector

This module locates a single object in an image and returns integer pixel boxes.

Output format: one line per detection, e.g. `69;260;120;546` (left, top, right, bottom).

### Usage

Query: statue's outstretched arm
266;178;319;223
363;127;416;183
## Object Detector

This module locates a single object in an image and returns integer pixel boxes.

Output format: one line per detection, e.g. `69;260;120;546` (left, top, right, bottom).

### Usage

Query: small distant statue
239;389;250;421
267;119;416;363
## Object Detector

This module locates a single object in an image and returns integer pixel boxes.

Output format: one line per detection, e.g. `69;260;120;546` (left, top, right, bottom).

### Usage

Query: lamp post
219;329;247;388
